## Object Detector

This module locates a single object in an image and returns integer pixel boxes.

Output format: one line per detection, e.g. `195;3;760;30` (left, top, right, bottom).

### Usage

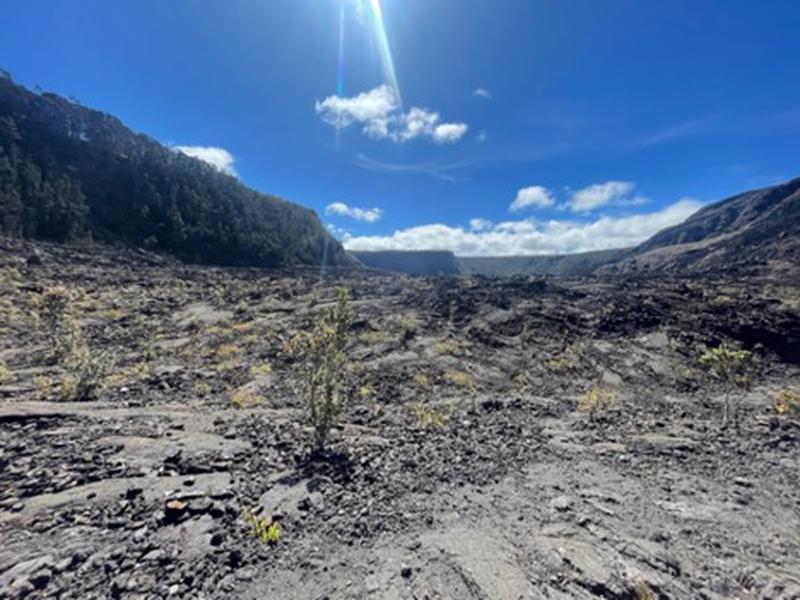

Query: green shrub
40;286;80;362
775;388;800;416
699;343;751;426
243;510;281;545
412;403;450;429
0;361;10;385
288;288;353;452
578;386;616;420
39;286;110;400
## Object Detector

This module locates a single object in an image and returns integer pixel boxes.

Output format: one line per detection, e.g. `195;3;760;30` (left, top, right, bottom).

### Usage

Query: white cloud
433;123;470;144
568;181;635;213
510;186;555;212
325;202;383;223
315;85;469;144
315;85;398;135
342;199;703;256
174;146;237;176
469;218;493;231
473;87;492;99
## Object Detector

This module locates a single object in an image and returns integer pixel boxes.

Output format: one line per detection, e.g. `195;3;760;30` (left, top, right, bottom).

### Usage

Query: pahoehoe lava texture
1;236;799;599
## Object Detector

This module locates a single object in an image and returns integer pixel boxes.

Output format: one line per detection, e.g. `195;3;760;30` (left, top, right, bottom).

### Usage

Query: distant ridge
0;72;354;269
351;250;461;275
459;249;624;277
351;248;624;277
601;178;800;275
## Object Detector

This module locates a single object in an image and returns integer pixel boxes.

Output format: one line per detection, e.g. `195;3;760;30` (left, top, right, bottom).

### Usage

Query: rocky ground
0;237;799;599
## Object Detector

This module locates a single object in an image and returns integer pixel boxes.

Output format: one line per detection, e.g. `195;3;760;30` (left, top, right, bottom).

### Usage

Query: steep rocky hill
602;178;800;276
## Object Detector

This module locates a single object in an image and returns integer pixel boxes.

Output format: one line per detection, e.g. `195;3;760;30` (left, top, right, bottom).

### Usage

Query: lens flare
367;0;401;103
337;4;347;98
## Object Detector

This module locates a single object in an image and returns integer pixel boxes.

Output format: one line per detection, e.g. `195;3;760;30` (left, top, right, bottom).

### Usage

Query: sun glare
338;0;400;103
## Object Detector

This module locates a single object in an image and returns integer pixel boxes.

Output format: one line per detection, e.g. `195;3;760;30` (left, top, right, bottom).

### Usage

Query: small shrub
413;403;450;429
288;288;353;453
434;341;460;355
412;373;430;387
216;343;241;359
775;388;800;416
512;370;531;389
103;362;150;389
544;357;572;373
0;266;21;290
193;381;213;396
35;376;53;399
578;386;616;420
230;389;261;409
231;321;256;333
39;286;81;362
633;579;657;600
243;510;281;545
250;363;273;378
445;369;475;390
358;330;394;345
0;361;10;385
60;344;112;401
699;343;752;426
38;286;111;400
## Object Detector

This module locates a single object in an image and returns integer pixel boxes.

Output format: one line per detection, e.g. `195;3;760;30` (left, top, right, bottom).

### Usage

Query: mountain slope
0;72;353;268
601;178;800;275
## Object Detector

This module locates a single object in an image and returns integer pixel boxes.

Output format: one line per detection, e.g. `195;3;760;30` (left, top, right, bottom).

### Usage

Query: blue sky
2;0;800;255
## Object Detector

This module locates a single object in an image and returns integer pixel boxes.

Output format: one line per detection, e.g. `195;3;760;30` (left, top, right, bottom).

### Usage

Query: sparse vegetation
434;340;460;355
0;361;10;385
412;373;430;387
512;370;531;389
250;363;273;378
775;388;800;416
38;286;111;401
103;362;151;389
412;403;450;429
544;356;573;373
445;368;476;390
288;288;354;452
633;579;657;600
60;343;112;401
35;375;54;399
216;343;241;359
230;389;261;409
578;386;616;420
193;381;213;396
699;343;752;426
243;510;281;545
39;286;80;363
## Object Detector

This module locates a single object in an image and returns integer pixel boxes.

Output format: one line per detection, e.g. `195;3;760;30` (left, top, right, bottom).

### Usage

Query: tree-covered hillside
0;72;354;268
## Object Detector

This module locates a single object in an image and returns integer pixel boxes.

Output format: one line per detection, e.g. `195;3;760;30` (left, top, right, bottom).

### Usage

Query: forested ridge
0;71;353;268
